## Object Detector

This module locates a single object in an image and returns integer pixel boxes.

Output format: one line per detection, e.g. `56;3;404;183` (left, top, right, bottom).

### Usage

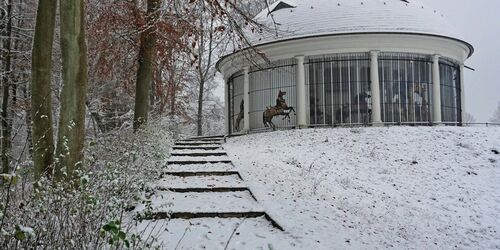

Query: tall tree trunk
169;80;176;116
196;14;215;137
197;79;204;136
31;0;57;179
1;0;13;173
23;85;33;157
55;0;88;182
133;0;161;131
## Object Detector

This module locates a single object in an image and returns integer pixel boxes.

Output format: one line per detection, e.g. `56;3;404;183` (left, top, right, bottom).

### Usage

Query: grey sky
421;0;500;121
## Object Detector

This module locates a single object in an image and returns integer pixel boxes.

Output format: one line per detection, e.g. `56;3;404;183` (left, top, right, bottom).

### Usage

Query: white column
295;56;307;128
370;51;382;125
223;75;230;135
459;63;466;125
432;54;442;124
243;66;250;132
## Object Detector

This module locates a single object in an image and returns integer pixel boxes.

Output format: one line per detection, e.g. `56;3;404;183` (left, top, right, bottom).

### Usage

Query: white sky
216;0;500;121
421;0;500;121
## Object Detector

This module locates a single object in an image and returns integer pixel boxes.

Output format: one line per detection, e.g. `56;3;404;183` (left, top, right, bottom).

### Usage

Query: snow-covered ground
225;127;500;249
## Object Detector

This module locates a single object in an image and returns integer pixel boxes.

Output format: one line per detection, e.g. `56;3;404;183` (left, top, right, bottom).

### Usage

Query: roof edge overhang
216;32;474;72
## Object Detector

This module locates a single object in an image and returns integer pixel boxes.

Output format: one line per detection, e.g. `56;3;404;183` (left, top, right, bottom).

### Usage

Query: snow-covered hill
225;127;500;249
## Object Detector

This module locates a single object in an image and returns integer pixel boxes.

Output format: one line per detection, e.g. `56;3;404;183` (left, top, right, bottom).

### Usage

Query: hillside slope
226;127;500;249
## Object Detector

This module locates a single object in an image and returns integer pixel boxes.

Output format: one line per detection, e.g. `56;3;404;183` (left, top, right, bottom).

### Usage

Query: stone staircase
133;135;291;249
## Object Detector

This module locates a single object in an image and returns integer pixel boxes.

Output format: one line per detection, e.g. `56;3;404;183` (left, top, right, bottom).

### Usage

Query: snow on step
136;191;262;213
169;155;230;161
154;175;246;189
172;146;222;151
175;141;221;146
171;149;227;154
133;217;298;250
170;152;227;157
178;139;223;143
164;163;235;173
168;155;231;162
184;136;224;140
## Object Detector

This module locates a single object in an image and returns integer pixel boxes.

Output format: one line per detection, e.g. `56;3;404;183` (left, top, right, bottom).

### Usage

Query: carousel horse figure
335;91;372;125
235;100;244;131
263;90;296;130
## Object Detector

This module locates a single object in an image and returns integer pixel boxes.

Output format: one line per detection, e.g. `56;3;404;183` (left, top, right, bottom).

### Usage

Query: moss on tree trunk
31;0;57;179
55;0;88;182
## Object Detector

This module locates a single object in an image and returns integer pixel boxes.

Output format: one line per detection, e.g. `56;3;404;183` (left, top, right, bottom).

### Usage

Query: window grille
249;59;297;131
306;53;371;126
439;58;462;125
378;53;433;125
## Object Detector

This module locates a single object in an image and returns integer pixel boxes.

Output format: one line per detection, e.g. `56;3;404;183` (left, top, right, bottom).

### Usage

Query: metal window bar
378;52;433;125
228;73;245;134
306;53;371;127
248;59;297;131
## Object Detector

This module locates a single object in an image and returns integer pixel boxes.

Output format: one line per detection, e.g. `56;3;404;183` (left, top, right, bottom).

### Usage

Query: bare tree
31;0;56;179
55;0;88;181
1;0;13;173
490;102;500;123
134;0;161;131
464;112;476;124
194;2;223;136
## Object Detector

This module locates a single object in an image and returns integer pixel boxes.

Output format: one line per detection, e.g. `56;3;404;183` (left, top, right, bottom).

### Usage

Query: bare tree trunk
196;15;215;137
23;85;32;157
197;79;204;136
31;0;57;179
55;0;88;182
133;0;161;131
1;0;13;173
169;80;176;116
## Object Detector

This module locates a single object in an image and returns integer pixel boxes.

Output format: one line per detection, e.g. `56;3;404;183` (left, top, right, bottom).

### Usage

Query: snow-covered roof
249;0;469;47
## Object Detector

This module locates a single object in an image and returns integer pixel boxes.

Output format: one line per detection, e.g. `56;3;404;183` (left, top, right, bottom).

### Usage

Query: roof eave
216;32;474;72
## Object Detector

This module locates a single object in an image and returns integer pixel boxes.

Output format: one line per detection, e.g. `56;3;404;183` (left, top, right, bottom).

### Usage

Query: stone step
175;142;221;146
172;145;221;150
171;149;226;154
162;171;241;178
146;211;265;220
154;174;245;189
133;217;292;250
169;155;230;161
164;163;235;172
170;152;227;157
167;159;232;165
135;190;262;215
157;187;251;193
184;135;225;140
138;213;284;232
179;139;223;143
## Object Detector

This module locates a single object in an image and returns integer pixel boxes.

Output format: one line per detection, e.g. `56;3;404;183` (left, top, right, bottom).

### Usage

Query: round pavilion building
217;0;474;134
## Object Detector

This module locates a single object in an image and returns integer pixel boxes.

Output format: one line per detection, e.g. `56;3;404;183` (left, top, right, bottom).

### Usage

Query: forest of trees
0;0;272;177
0;0;271;248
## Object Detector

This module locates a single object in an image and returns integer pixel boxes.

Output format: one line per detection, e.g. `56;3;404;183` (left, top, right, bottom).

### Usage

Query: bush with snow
0;120;174;249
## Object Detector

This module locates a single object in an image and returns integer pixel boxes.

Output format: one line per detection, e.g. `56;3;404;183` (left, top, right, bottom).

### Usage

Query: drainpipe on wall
295;56;307;128
459;63;466;125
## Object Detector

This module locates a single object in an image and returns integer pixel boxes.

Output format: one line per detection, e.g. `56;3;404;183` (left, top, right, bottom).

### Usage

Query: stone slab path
133;135;298;249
